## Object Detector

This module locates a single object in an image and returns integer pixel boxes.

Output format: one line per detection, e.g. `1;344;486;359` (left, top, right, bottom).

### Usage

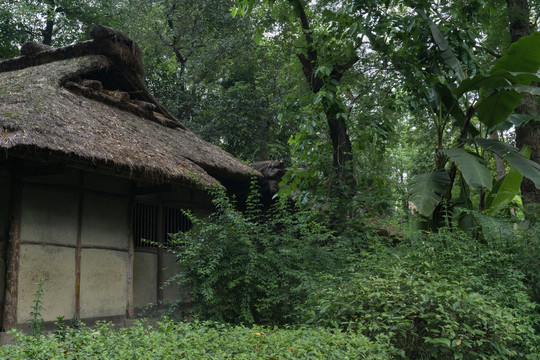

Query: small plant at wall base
28;278;45;335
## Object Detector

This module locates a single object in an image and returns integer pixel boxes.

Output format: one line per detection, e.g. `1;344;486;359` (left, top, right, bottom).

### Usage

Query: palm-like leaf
409;170;451;216
476;33;540;128
441;148;492;190
472;139;540;188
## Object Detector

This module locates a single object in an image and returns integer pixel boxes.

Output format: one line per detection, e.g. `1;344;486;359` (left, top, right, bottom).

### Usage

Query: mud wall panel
80;249;128;318
162;252;181;301
20;187;78;245
17;244;76;323
81;194;128;248
133;252;157;306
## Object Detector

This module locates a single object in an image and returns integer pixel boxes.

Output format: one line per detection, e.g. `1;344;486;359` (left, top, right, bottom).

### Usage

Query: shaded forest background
2;0;540;224
2;1;540;358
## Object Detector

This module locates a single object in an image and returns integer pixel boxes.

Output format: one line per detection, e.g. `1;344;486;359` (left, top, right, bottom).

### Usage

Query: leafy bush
303;230;540;359
0;320;396;359
167;183;347;325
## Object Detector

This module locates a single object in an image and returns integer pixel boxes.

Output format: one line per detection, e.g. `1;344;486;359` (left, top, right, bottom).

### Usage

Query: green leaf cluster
168;182;343;325
0;320;395;359
303;230;540;359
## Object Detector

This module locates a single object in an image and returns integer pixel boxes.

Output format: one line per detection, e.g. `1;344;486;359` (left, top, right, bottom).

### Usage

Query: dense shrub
303;230;540;359
0;320;396;359
167;184;347;325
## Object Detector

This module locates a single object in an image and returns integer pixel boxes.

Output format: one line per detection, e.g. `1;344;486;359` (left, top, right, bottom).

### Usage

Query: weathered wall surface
12;166;214;324
81;194;128;248
162;252;181;301
80;249;128;318
133;252;157;306
17;245;76;322
20;187;78;246
133;186;213;308
16;169;130;324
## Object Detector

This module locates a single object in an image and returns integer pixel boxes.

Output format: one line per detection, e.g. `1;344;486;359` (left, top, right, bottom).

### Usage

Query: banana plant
409;13;540;232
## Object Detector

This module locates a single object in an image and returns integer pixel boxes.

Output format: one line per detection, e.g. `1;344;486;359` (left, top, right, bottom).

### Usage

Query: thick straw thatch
0;26;256;188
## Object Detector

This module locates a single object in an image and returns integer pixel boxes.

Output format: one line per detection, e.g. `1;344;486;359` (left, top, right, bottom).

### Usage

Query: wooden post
157;205;164;301
2;164;22;331
126;182;135;319
74;172;84;319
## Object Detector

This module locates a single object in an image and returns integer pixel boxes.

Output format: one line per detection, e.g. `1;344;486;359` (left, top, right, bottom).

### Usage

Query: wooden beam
21;163;66;177
23;181;128;200
135;184;172;195
126;182;135;319
74;172;84;319
19;240;128;252
2;164;22;330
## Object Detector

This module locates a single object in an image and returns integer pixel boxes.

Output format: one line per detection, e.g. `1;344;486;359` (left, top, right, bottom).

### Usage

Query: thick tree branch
474;45;501;58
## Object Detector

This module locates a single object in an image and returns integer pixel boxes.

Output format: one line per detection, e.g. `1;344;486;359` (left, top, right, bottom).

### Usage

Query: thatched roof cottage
0;26;256;330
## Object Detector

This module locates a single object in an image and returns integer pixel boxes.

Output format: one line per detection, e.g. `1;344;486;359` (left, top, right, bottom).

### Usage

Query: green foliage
115;0;292;163
0;320;395;359
408;27;540;228
28;278;45;336
408;170;450;216
0;0;118;57
303;230;540;359
168;182;343;325
483;147;528;216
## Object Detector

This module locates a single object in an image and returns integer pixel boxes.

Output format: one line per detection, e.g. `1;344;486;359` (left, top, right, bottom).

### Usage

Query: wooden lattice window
133;203;192;248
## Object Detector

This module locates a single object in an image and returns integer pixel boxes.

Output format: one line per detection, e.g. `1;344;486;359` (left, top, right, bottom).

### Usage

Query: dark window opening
133;203;192;248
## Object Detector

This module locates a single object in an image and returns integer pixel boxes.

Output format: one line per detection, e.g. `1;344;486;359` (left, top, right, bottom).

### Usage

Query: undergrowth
163;184;540;359
0;320;395;359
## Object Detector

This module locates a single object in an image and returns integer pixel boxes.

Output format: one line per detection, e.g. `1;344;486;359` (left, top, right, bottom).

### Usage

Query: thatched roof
0;26;257;188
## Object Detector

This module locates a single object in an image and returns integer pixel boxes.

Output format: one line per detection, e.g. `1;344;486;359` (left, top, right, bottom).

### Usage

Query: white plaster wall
20;187;78;246
81;194;128;248
162;252;181;301
17;244;76;323
80;249;128;318
133;252;157;306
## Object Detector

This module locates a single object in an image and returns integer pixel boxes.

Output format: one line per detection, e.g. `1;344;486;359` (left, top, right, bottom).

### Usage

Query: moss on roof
0;26;257;188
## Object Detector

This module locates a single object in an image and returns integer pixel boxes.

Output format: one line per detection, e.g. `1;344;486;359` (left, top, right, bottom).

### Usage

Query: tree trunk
507;0;540;204
42;2;55;46
515;102;540;203
290;0;357;188
324;98;354;185
490;131;506;180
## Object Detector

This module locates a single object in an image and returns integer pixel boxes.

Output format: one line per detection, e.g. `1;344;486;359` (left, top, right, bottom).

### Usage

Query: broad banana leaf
484;167;523;216
409;170;451;216
492;113;537;132
417;8;465;81
476;90;523;128
456;71;540;97
441;148;492;190
493;32;540;73
503;83;540;96
483;148;531;216
476;33;540;128
472;139;540;188
430;83;478;136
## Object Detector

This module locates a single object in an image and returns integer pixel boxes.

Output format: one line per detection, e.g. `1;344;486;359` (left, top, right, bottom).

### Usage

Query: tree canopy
2;0;540;226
